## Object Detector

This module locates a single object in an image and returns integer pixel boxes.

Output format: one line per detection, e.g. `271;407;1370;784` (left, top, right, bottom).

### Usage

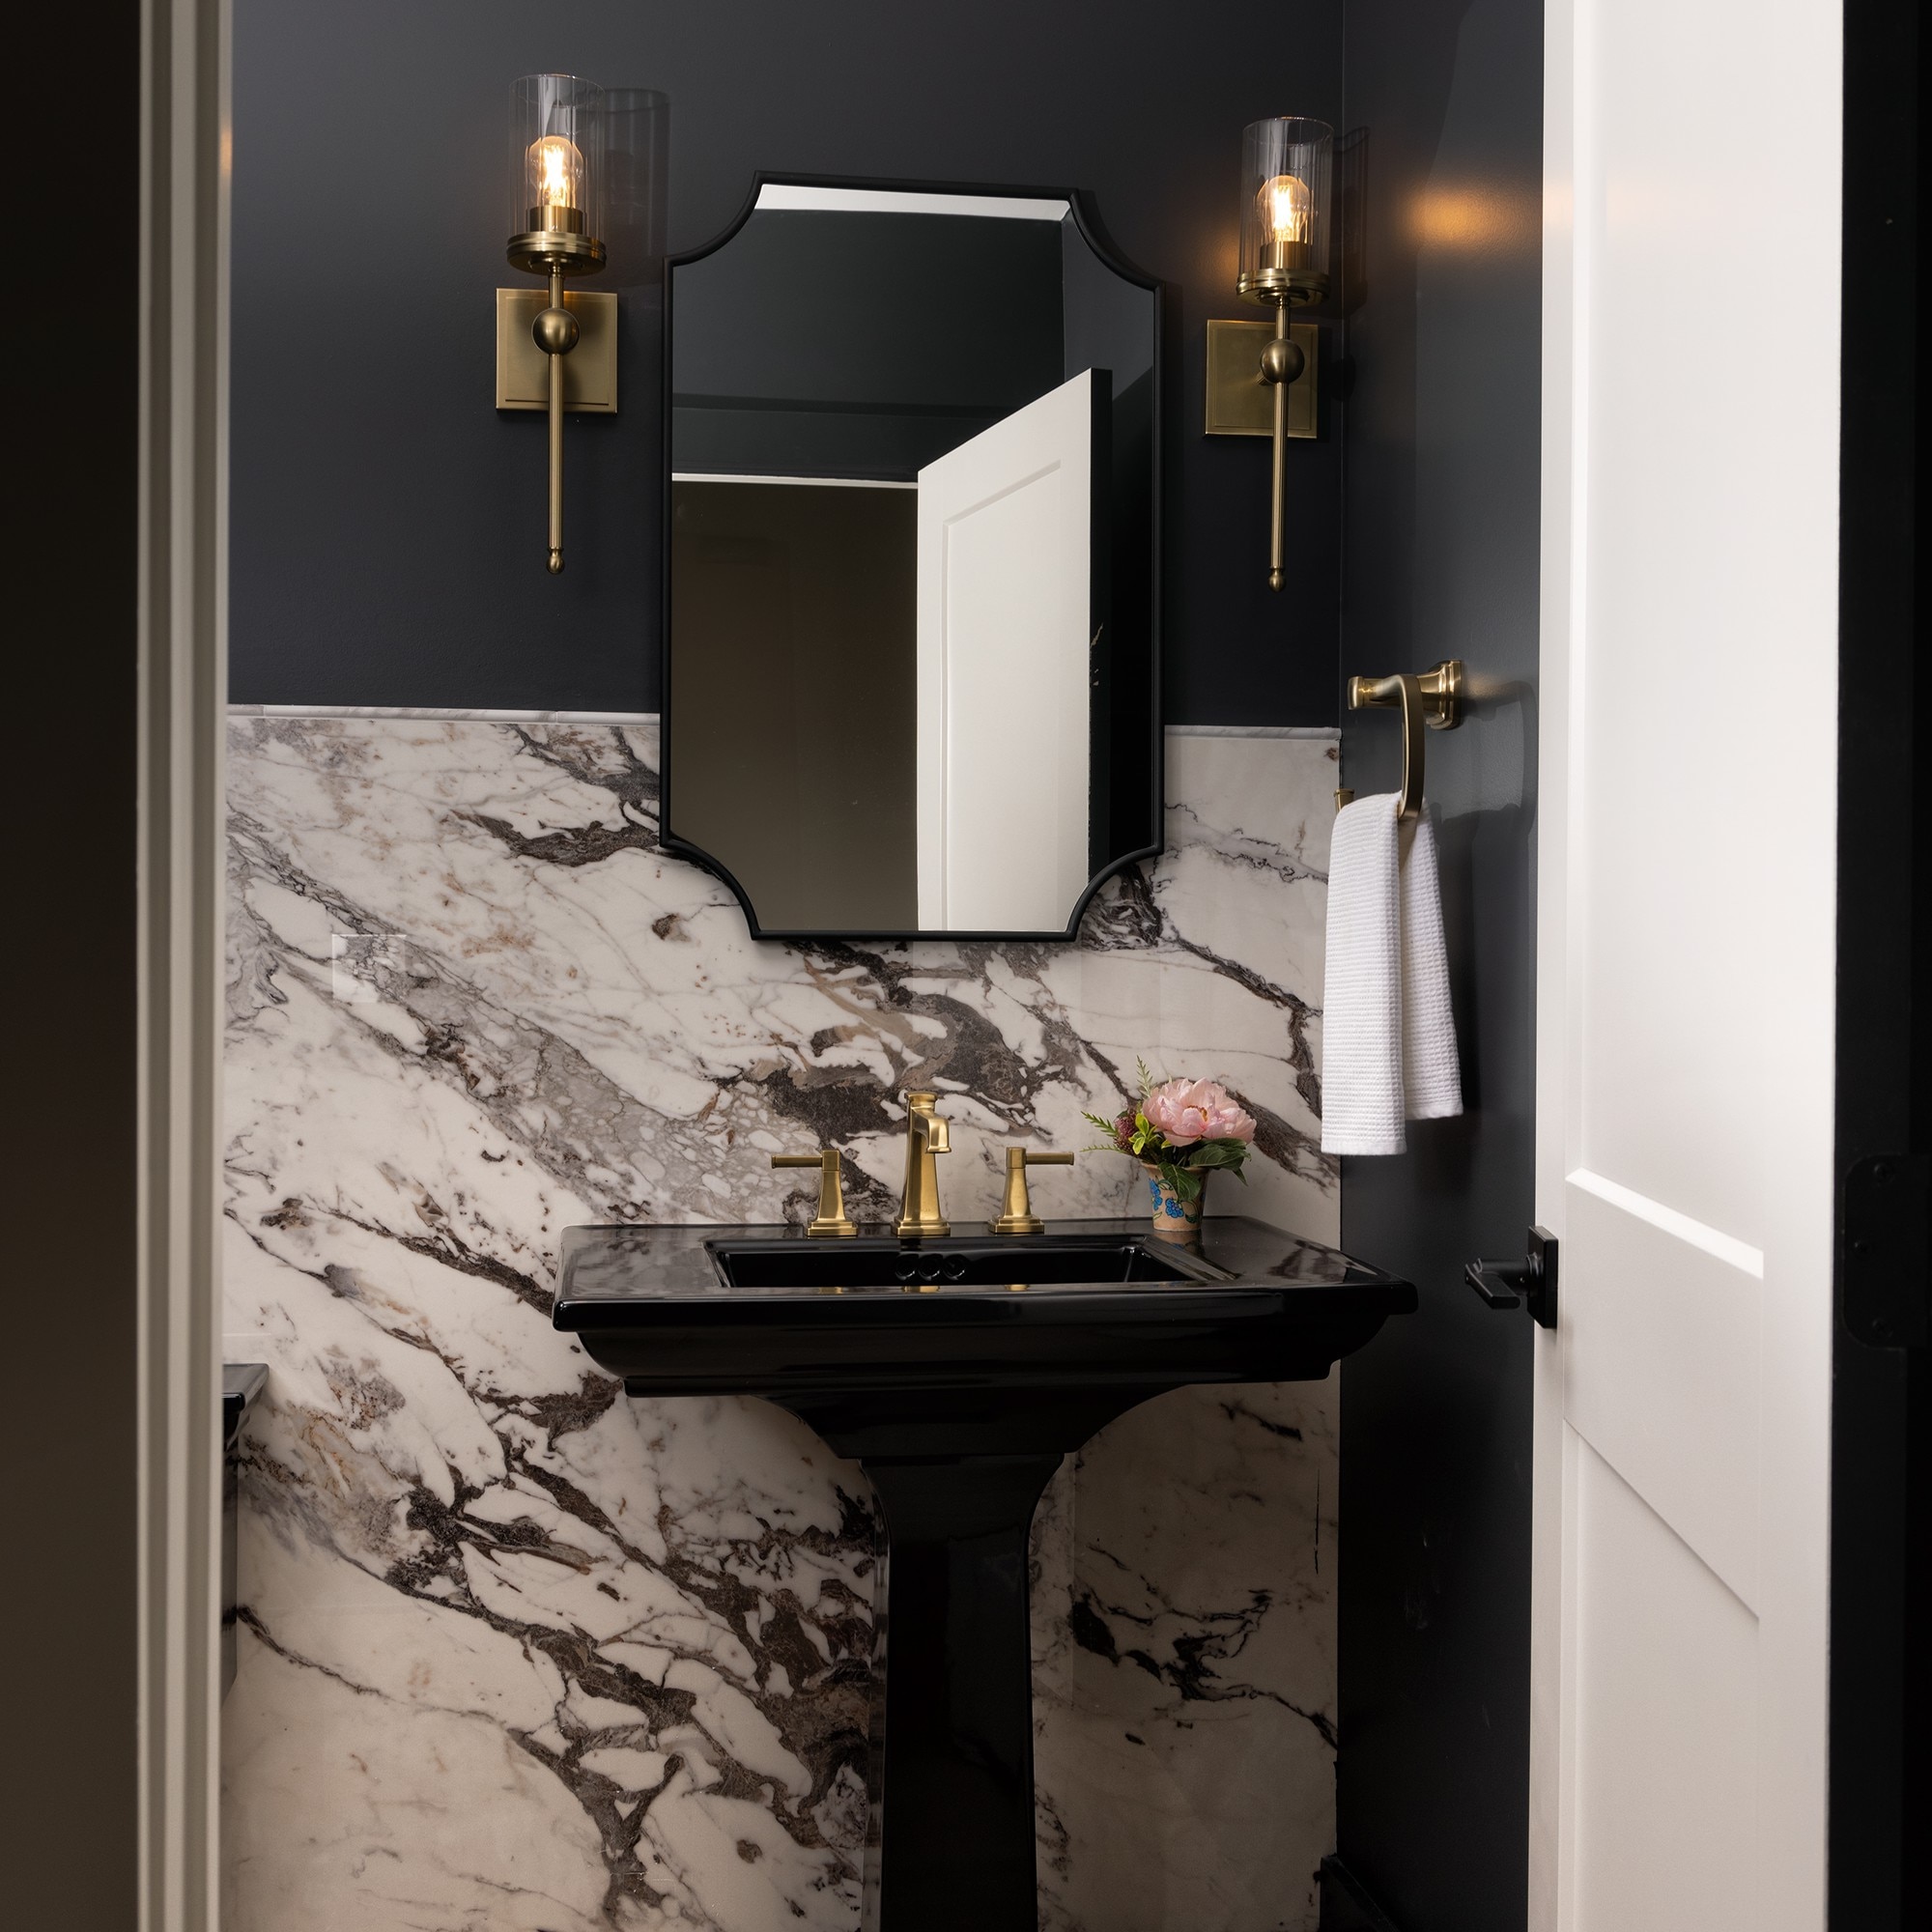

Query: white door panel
1571;1435;1758;1932
927;467;1072;928
1561;1174;1761;1608
1534;0;1837;1926
915;369;1098;930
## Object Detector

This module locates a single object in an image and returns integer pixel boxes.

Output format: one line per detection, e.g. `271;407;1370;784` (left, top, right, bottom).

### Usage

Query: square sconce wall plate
1205;318;1319;438
496;289;618;412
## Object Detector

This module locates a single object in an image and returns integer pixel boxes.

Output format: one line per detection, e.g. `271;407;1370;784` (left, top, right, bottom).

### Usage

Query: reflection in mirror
665;181;1159;937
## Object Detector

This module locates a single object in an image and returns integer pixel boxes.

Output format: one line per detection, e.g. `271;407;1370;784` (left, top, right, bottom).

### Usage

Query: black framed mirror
662;175;1161;940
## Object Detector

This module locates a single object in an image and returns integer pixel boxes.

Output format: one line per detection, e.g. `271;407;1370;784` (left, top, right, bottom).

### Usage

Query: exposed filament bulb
528;133;583;210
1260;172;1312;245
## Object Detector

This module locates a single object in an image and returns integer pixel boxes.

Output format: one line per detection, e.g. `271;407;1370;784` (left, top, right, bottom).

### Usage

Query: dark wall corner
1831;0;1926;1923
7;2;142;1921
1335;0;1543;1927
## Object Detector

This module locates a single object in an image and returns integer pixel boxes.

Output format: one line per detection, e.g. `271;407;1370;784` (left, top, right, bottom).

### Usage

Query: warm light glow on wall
1408;185;1538;252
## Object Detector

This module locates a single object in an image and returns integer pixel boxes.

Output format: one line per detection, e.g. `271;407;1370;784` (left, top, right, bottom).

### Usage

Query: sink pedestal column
780;1385;1175;1932
864;1452;1061;1932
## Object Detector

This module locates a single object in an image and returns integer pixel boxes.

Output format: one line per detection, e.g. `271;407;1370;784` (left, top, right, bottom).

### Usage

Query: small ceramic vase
1144;1165;1204;1240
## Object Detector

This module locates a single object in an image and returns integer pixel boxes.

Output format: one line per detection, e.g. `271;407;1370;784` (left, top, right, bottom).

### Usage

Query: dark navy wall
229;0;1345;723
1334;2;1543;1928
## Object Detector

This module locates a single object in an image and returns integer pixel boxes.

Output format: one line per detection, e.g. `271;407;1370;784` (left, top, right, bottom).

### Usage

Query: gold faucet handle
990;1146;1075;1236
772;1150;859;1238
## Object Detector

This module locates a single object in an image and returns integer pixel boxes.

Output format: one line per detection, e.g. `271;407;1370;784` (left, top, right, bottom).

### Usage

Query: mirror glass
664;181;1160;937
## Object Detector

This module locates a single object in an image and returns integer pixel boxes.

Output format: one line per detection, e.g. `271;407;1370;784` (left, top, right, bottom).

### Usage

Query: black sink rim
553;1214;1417;1413
554;1214;1415;1324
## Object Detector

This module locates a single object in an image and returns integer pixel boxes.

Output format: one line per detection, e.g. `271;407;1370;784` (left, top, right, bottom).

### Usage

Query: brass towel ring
1336;658;1465;820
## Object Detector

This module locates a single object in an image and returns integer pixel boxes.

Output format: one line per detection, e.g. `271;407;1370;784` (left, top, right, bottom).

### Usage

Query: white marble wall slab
221;715;1339;1931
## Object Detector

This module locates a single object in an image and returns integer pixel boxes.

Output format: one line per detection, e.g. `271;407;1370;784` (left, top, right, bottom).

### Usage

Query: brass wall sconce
1207;117;1334;590
497;74;616;575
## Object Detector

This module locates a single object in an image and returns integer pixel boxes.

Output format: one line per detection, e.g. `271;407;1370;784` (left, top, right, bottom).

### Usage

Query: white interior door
915;368;1098;929
1532;3;1840;1929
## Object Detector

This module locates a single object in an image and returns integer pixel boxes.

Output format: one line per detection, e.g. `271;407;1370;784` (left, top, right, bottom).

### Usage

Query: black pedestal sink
555;1216;1413;1932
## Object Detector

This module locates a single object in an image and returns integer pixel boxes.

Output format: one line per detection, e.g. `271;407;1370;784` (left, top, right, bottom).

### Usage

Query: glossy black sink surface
710;1232;1198;1289
555;1216;1412;1932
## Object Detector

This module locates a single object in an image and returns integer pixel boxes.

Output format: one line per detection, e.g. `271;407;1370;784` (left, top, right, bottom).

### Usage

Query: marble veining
221;715;1339;1931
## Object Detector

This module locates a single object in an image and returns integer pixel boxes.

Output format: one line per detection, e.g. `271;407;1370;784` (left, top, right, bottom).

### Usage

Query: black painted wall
1334;2;1542;1929
1831;0;1926;1921
10;3;140;1920
229;0;1345;724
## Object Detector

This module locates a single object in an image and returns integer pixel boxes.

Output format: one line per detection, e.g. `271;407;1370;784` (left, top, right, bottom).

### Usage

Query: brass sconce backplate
1206;318;1318;438
496;288;618;413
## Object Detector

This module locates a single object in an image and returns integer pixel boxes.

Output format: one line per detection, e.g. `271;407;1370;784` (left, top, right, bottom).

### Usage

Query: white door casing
915;368;1099;930
1532;3;1840;1929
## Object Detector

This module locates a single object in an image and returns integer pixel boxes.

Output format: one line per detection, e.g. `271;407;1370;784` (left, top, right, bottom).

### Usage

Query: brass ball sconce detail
499;73;613;576
1206;117;1334;590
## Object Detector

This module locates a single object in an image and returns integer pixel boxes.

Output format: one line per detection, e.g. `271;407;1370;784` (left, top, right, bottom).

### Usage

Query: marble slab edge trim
230;703;663;724
228;705;1341;743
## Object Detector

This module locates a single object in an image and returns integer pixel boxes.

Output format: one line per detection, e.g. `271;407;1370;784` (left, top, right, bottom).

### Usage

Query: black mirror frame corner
657;169;1166;946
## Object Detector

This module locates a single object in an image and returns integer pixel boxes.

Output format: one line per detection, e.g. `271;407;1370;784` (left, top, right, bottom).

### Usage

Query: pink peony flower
1144;1077;1256;1149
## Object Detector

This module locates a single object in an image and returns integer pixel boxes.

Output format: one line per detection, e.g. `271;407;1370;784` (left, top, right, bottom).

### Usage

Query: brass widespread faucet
895;1091;952;1237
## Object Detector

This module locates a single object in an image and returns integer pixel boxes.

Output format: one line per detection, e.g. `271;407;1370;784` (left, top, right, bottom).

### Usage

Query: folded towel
1321;793;1463;1154
1321;794;1404;1154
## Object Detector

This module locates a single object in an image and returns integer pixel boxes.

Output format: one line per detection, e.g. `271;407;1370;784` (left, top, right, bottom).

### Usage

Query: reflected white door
915;368;1099;929
1532;3;1840;1929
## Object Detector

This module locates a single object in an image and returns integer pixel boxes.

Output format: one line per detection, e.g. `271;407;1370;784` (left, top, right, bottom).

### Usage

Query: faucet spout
895;1091;952;1237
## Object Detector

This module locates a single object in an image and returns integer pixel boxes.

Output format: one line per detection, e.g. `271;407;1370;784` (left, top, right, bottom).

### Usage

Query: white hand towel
1321;793;1405;1154
1321;793;1463;1154
1399;806;1463;1122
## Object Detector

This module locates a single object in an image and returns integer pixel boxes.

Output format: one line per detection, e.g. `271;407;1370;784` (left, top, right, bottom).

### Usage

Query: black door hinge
1464;1227;1558;1329
1843;1154;1929;1349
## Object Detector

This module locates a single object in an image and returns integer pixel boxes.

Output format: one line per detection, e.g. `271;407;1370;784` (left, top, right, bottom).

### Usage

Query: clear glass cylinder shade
506;73;607;274
600;89;670;283
1237;117;1333;302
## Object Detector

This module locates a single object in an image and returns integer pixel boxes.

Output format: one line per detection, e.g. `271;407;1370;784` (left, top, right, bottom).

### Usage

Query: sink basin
709;1231;1202;1289
555;1216;1413;1932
